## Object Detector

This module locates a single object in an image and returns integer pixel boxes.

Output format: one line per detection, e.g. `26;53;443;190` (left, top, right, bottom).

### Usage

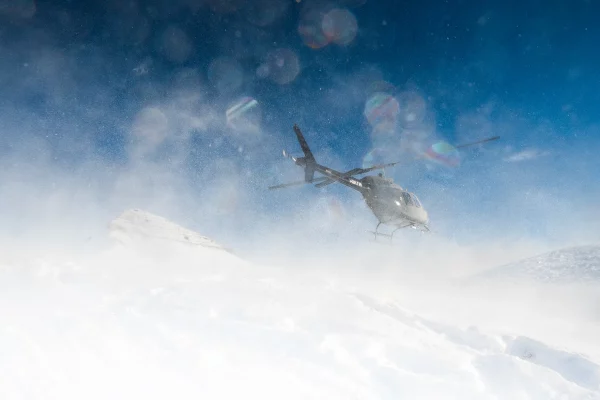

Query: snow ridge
479;245;600;283
109;209;225;251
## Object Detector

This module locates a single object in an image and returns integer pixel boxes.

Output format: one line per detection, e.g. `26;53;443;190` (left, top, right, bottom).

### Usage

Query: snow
109;209;229;252
0;209;599;399
479;245;600;284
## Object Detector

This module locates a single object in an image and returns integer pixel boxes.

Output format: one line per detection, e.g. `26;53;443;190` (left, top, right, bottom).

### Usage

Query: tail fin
293;124;316;182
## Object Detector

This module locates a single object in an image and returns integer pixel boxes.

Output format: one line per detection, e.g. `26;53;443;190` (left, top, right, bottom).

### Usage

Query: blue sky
0;0;599;249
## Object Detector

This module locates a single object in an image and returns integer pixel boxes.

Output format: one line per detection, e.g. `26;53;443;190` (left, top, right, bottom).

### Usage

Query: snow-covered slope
0;210;598;399
109;208;227;251
479;245;600;284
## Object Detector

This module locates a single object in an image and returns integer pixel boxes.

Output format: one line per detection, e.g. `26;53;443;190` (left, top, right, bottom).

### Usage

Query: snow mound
479;245;600;284
109;209;226;251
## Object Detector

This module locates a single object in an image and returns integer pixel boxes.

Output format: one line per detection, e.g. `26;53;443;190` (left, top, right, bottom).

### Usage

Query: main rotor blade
314;168;362;188
359;161;402;173
314;161;401;188
268;176;328;190
455;136;500;149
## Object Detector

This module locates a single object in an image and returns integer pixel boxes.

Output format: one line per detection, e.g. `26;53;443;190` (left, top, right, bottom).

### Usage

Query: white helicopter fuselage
360;175;429;230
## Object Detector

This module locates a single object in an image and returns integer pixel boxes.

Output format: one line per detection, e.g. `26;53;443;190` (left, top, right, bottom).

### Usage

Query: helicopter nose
413;207;428;225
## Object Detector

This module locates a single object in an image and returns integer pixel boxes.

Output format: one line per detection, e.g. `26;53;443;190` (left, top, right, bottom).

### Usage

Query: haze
1;0;599;398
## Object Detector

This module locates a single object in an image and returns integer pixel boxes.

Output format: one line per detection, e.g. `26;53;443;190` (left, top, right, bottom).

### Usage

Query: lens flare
362;147;389;169
367;80;396;96
364;92;400;134
396;91;427;128
261;49;300;85
423;141;461;168
208;57;244;94
400;128;432;155
298;10;330;49
299;7;358;49
322;8;358;46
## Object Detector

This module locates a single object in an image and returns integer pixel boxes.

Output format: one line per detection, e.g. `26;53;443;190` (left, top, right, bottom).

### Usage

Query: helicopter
269;124;499;240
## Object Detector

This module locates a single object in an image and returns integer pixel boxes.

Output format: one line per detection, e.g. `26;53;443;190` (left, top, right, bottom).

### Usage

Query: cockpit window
378;186;421;208
398;191;421;207
411;193;421;208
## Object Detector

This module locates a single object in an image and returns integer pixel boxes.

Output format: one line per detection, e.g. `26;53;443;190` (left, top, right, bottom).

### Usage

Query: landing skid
368;222;405;243
368;221;429;242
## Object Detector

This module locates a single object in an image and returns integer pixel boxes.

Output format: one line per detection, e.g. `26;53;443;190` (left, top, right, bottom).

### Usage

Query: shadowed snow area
0;210;599;399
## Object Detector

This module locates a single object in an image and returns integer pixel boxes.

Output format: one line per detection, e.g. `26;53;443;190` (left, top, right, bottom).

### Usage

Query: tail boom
292;124;316;182
273;124;367;193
